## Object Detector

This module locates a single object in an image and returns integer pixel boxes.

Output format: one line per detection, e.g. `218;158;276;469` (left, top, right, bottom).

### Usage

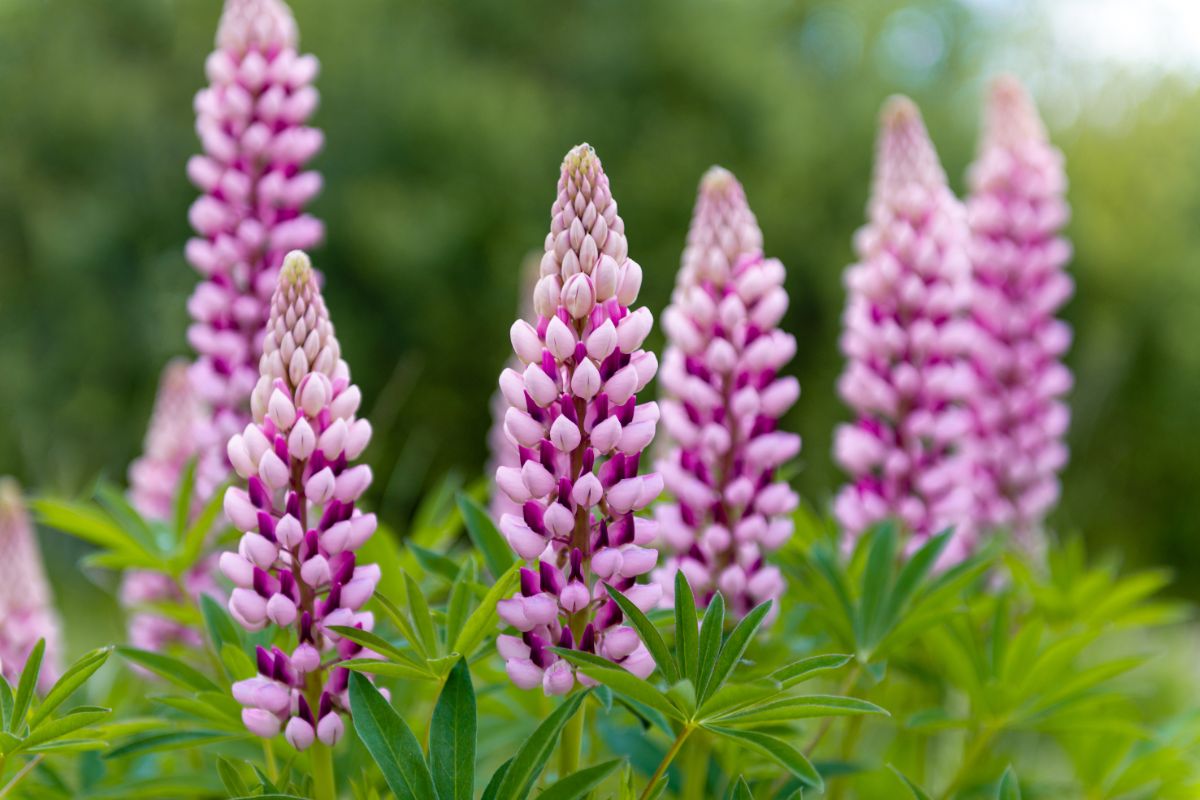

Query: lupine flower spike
220;251;378;749
966;76;1073;546
187;0;324;502
123;361;221;652
833;97;978;562
0;478;62;691
653;167;800;618
494;144;663;694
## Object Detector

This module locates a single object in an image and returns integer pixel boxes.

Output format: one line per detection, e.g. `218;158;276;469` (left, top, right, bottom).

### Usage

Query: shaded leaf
348;672;437;800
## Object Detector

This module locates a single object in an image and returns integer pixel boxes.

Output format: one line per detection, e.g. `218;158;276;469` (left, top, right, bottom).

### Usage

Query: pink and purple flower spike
220;251;378;749
652;167;800;618
0;479;62;691
965;76;1073;545
124;360;222;652
493;144;662;695
186;0;324;503
833;97;978;561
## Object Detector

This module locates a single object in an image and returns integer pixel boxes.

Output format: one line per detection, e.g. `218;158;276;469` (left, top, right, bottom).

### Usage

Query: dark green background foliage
2;1;1198;591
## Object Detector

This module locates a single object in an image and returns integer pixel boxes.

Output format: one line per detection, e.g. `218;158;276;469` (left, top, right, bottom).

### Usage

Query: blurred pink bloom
652;167;798;618
223;251;377;748
186;0;324;503
493;144;661;694
965;76;1073;545
833;97;978;560
0;479;62;691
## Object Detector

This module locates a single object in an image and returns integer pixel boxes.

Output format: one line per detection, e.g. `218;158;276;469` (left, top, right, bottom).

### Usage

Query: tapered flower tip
217;0;298;55
256;250;341;410
872;95;947;199
681;165;763;287
280;249;314;288
562;142;600;177
983;74;1047;150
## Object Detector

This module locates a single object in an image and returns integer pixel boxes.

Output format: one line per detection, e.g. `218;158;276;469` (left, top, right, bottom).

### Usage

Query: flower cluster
124;360;222;652
833;97;978;561
220;251;378;749
494;144;662;694
965;77;1073;544
653;167;800;617
186;0;325;502
0;479;62;691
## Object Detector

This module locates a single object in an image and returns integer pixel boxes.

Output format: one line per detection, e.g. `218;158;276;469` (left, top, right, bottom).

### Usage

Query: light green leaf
453;562;521;657
770;654;853;689
675;571;699;683
856;521;896;650
699;678;784;720
20;706;110;752
338;658;437;682
105;729;246;759
887;765;932;800
445;559;476;648
713;695;888;724
998;766;1021;800
8;638;45;733
703;600;772;704
405;571;439;655
115;647;220;693
704;726;822;790
31;645;111;728
551;650;683;722
695;593;726;702
730;777;755;800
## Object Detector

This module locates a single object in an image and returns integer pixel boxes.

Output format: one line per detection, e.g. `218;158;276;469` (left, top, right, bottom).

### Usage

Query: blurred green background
2;0;1199;628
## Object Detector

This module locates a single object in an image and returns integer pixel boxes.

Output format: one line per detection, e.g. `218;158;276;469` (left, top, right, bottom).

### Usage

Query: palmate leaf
405;571;440;656
429;658;477;800
105;729;246;759
348;672;437;800
453;561;521;657
703;600;773;705
8;638;45;733
31;645;111;728
770;654;853;690
694;593;725;701
18;706;110;753
115;647;220;693
855;521;897;651
711;694;888;725
699;679;784;720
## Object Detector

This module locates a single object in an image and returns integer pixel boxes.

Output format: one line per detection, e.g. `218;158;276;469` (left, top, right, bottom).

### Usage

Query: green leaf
537;759;624;800
713;695;889;724
695;593;726;702
328;625;422;668
0;677;12;730
411;543;462;582
997;766;1021;800
881;529;951;636
675;571;699;683
33;499;150;556
405;571;440;655
172;457;197;541
430;658;477;800
220;642;257;682
481;759;513;800
770;654;853;689
105;729;245;759
8;638;45;733
373;592;430;660
348;672;437;800
20;706;110;752
217;756;251;797
604;584;679;684
445;559;476;648
31;646;112;728
95;483;158;551
730;777;755;800
666;680;697;717
494;691;588;800
149;693;243;727
887;765;932;800
856;521;896;650
704;726;822;790
338;658;437;682
551;650;683;722
458;493;514;579
453;561;521;657
115;647;220;693
175;477;227;573
200;595;242;678
703;600;772;704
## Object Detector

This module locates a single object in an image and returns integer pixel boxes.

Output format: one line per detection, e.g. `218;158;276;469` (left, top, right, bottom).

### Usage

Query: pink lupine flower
221;251;378;749
0;479;62;691
494;144;662;694
652;167;799;618
833;97;978;561
186;0;324;503
124;360;222;652
965;76;1073;545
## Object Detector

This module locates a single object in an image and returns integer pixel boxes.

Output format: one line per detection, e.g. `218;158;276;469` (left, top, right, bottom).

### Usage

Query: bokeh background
2;0;1199;636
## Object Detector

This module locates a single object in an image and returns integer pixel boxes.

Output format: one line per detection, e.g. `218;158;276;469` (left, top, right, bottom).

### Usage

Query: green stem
641;724;695;800
0;756;43;799
310;742;336;800
679;729;709;800
262;739;278;783
559;699;586;778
